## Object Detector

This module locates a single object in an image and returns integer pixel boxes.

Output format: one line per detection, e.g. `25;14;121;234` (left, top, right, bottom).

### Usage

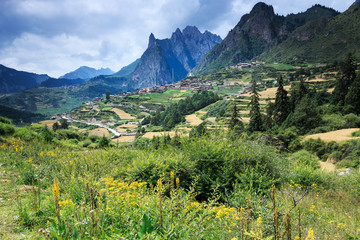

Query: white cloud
0;0;356;77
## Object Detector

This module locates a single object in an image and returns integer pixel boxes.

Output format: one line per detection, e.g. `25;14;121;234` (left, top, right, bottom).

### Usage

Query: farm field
111;108;135;120
142;131;188;138
185;114;203;126
37;120;58;128
112;135;136;143
304;128;360;142
89;128;110;137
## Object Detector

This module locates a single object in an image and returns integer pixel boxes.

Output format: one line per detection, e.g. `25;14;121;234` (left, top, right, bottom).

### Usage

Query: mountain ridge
260;3;360;63
60;66;114;80
0;64;50;94
191;2;339;75
130;26;221;89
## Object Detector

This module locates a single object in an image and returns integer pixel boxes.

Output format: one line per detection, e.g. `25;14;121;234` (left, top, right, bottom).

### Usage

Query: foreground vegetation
0;120;359;239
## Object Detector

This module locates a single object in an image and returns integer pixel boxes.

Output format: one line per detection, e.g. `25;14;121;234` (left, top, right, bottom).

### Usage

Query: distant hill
40;77;87;88
113;59;140;77
0;64;50;93
60;66;114;80
261;3;360;63
130;26;221;89
191;3;339;75
0;104;45;124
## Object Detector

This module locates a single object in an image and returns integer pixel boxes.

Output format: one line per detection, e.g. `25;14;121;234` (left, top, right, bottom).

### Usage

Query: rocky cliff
191;2;339;75
131;26;221;89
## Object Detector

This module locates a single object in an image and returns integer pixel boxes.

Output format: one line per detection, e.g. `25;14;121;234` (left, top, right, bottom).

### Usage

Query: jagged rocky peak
131;26;221;90
250;2;274;15
148;33;156;47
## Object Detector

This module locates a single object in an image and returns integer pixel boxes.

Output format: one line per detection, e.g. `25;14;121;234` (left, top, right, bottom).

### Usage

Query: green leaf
139;214;154;238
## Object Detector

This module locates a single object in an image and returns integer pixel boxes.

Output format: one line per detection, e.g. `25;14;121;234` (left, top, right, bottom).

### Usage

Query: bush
14;128;38;142
351;129;360;137
290;150;319;170
344;113;360;128
82;139;92;148
322;113;346;130
56;129;83;140
0;116;12;124
302;138;328;159
0;123;15;136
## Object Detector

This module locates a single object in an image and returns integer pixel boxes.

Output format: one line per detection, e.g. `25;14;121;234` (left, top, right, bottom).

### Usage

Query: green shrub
351;129;360;137
56;129;83;140
322;113;346;130
302;138;328;159
89;135;100;142
0;122;15;136
344;113;360;128
0;116;12;124
82;139;92;147
328;150;343;161
14;127;38;141
290;150;319;169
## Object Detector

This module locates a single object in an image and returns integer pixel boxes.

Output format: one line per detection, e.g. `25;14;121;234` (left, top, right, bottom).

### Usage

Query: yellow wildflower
305;228;315;240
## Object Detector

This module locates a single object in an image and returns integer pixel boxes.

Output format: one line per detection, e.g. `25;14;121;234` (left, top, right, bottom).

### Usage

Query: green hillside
261;3;360;63
191;4;338;75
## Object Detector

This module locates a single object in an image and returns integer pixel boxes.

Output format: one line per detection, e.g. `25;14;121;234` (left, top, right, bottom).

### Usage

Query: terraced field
111;108;135;120
304;128;360;142
89;128;110;137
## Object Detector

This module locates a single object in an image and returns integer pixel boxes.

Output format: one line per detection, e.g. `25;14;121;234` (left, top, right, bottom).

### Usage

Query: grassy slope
261;4;360;63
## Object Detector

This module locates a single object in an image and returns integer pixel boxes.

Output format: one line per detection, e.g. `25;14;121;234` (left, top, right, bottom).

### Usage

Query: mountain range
1;1;360;118
129;26;221;89
191;2;339;75
261;2;360;63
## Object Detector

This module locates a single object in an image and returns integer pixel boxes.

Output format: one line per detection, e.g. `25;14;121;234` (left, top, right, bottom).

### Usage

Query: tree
189;122;207;138
264;99;275;129
332;53;356;106
273;75;289;125
59;119;69;129
344;74;360;114
105;91;111;102
229;102;240;130
248;79;264;132
52;122;60;132
292;95;321;134
289;78;308;112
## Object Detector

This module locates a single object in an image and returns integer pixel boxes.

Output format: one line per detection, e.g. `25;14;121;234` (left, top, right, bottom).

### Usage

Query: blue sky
0;0;355;77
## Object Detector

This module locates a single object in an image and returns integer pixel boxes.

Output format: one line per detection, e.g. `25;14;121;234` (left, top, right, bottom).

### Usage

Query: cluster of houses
220;61;265;70
136;78;218;94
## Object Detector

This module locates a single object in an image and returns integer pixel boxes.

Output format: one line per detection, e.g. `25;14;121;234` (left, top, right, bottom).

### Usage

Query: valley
0;1;360;239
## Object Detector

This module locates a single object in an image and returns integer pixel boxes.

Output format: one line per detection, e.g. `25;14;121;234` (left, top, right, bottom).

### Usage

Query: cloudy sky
0;0;355;77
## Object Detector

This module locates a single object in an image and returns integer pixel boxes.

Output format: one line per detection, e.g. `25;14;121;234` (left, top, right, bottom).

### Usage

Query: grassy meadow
0;124;359;239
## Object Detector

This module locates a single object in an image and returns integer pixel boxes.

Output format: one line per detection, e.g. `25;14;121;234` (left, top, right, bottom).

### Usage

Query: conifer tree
344;74;360;114
273;75;289;126
293;95;321;134
332;53;356;106
229;102;240;130
248;79;264;132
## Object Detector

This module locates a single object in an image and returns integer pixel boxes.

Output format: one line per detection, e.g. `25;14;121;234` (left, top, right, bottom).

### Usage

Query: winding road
61;115;124;138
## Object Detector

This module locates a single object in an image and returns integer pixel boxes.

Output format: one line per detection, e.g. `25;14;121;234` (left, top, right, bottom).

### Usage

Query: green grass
0;129;359;239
